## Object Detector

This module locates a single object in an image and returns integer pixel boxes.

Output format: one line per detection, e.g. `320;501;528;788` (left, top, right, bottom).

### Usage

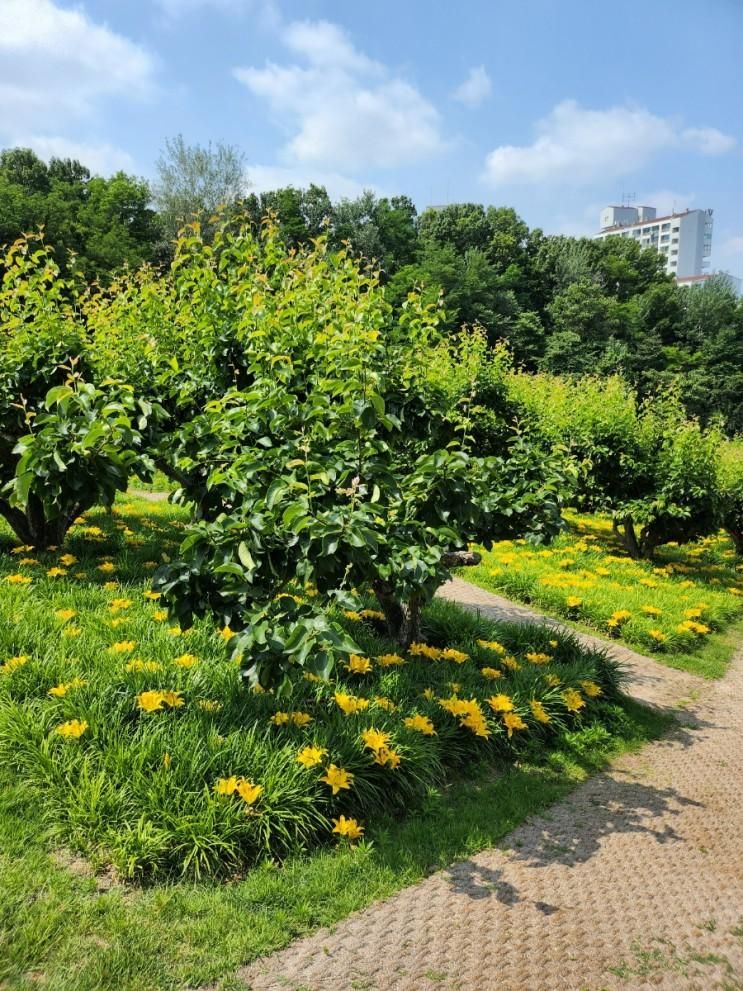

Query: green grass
1;495;631;881
127;470;173;495
465;510;743;679
0;496;679;989
0;697;671;991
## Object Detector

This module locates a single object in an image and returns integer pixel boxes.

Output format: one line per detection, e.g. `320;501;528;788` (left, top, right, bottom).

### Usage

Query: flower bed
0;498;623;879
466;511;743;674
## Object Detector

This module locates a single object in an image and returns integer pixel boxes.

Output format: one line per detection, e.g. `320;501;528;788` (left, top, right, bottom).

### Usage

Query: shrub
508;373;644;512
720;440;743;555
612;404;724;559
5;378;154;547
0;238;155;548
509;371;726;559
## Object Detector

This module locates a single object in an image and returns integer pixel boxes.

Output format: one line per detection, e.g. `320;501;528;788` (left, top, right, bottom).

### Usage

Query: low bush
509;372;730;559
0;238;156;548
141;221;572;688
721;440;743;555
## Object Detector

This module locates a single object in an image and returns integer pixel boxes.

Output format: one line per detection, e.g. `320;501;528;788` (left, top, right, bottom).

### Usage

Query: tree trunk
372;580;423;648
612;518;642;560
638;526;662;561
153;457;191;490
0;499;33;545
727;526;743;556
0;494;90;549
440;550;482;568
371;551;480;648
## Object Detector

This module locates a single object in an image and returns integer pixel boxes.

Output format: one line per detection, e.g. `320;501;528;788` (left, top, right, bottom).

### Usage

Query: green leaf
45;385;74;407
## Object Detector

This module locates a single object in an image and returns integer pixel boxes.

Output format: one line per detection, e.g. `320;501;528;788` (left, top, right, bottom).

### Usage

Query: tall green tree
242;184;332;248
332;192;419;274
0;148;161;282
154;135;248;243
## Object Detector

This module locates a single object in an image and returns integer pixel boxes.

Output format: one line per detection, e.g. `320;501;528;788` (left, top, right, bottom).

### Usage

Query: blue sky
2;0;742;272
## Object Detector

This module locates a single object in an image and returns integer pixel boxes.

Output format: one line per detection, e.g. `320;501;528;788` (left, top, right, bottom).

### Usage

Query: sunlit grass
0;697;670;991
1;496;625;881
0;496;681;989
466;510;743;678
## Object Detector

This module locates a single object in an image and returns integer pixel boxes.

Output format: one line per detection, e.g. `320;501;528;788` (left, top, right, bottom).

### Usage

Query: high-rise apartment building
596;205;713;279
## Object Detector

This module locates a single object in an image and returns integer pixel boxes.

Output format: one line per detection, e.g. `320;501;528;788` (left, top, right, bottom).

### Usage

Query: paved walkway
128;489;170;502
241;578;743;991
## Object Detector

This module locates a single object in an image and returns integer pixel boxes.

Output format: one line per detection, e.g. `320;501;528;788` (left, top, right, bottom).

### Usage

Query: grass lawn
0;495;632;881
0;696;670;991
126;469;173;495
0;494;677;988
465;511;743;679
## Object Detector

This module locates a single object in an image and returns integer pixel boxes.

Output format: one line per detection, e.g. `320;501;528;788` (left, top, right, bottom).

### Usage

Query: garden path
241;578;743;991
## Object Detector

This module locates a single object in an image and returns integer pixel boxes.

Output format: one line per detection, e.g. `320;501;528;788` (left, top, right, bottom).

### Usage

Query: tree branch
0;498;32;545
441;550;482;568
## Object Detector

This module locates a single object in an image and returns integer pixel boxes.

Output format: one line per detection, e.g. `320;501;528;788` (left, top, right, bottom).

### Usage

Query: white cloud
483;100;736;187
247;164;376;201
156;0;279;25
234;19;444;171
14;136;137;176
682;127;736;155
452;66;491;107
281;20;378;74
0;0;155;135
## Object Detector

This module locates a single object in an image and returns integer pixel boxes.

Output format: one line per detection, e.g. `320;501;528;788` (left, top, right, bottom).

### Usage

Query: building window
661;234;669;243
661;223;671;231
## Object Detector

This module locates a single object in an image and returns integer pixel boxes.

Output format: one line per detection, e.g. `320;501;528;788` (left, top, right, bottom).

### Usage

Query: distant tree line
1;140;741;433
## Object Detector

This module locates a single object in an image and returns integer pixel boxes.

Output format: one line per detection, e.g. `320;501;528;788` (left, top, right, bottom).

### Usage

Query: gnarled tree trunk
372;550;481;647
612;518;642;560
0;493;91;549
372;580;424;647
727;526;743;556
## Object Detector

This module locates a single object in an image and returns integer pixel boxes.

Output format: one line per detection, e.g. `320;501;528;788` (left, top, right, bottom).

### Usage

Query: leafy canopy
154;220;571;688
510;370;727;558
0;148;162;282
0;237;154;547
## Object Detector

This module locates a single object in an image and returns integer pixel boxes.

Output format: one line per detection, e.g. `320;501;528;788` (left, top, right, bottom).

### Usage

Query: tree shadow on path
444;717;711;906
